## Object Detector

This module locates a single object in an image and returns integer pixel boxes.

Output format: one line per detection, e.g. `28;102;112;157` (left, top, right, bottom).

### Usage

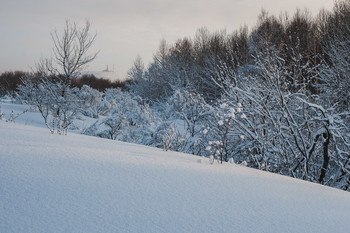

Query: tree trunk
318;131;330;184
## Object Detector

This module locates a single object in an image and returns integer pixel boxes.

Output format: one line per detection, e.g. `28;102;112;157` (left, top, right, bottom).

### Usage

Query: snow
0;101;45;128
1;101;350;232
1;121;350;232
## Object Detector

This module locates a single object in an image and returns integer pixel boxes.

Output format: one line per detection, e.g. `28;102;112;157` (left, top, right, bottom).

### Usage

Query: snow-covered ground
1;101;350;233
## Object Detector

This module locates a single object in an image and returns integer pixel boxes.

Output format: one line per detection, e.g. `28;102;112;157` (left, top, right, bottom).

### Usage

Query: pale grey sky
0;0;334;79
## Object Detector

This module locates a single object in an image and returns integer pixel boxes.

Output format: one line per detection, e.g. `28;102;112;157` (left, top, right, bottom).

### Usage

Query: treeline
128;2;350;105
72;74;129;91
0;71;128;96
0;71;28;96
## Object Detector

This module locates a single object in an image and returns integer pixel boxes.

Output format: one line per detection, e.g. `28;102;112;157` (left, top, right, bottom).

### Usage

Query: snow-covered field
1;102;350;232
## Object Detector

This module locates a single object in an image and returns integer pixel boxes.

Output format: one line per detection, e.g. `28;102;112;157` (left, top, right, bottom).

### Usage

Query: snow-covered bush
85;89;155;144
163;90;213;154
208;45;350;191
203;100;248;164
148;120;185;151
18;78;80;134
77;85;102;118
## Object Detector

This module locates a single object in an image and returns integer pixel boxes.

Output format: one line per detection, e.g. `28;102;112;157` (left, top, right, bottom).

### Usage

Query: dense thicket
124;1;350;191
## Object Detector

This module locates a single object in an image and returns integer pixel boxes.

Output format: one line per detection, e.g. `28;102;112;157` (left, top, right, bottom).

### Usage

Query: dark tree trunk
319;131;330;184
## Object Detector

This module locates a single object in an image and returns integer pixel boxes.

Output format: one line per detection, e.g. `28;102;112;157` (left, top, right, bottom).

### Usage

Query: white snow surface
1;113;350;232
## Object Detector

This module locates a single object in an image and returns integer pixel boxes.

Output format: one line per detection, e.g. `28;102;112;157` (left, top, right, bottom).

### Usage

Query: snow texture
1;120;350;233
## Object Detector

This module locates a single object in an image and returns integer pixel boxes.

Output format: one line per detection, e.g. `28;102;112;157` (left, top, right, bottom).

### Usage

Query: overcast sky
0;0;334;79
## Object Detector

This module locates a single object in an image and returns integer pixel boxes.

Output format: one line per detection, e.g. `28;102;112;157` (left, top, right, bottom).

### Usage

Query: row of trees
0;71;127;97
127;1;350;107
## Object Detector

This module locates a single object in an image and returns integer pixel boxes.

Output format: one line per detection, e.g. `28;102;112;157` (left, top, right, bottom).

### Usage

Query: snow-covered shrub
160;90;213;154
208;45;350;191
96;88;121;116
18;78;80;134
85;89;155;144
203;100;248;164
149;120;185;151
77;85;102;118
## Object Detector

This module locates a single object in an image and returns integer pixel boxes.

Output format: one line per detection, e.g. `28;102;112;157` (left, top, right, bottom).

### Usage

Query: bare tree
19;20;98;134
50;20;98;83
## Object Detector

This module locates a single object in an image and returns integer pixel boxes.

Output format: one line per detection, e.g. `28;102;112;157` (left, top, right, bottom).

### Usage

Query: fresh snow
1;121;350;233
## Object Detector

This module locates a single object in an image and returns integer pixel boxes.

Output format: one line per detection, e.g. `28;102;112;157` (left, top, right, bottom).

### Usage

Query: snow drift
1;121;350;232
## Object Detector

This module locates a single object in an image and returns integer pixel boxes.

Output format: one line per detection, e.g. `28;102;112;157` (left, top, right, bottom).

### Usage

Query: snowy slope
1;121;350;233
